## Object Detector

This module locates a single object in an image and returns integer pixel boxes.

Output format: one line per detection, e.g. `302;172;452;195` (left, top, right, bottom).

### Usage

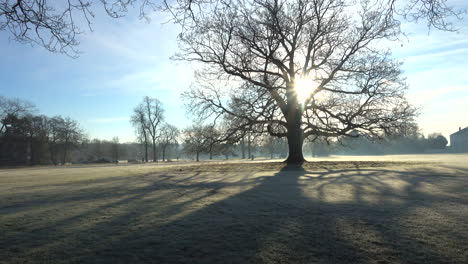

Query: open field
1;154;467;263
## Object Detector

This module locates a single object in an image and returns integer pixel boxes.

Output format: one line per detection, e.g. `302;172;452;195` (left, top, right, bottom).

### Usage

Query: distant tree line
1;94;451;166
0;96;84;165
182;124;237;161
178;123;451;160
1;96;151;166
304;127;450;157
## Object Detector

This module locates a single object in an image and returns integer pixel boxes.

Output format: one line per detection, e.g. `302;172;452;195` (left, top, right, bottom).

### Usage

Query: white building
450;127;468;152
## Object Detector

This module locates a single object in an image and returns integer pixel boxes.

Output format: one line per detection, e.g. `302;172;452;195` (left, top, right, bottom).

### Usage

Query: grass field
1;155;467;263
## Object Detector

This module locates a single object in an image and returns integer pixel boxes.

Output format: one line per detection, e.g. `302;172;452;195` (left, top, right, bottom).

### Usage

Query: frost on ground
0;155;467;264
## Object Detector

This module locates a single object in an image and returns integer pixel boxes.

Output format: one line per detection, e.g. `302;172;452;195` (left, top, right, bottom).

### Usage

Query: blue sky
0;5;467;143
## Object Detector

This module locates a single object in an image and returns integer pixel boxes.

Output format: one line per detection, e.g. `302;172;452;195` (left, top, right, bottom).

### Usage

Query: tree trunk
286;128;305;163
285;99;305;163
247;134;251;159
241;138;245;159
209;149;213;160
144;141;148;162
152;138;157;162
62;142;68;165
162;145;166;162
196;151;199;162
28;136;33;165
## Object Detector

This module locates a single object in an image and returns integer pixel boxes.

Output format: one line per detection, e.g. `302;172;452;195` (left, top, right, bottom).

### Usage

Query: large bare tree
176;0;448;163
131;97;165;162
131;104;150;162
139;96;165;162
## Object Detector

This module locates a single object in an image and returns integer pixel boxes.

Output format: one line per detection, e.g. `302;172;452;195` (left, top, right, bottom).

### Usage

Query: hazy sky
0;5;467;143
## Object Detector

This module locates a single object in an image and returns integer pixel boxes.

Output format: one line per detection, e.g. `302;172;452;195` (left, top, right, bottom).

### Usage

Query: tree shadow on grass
1;163;467;263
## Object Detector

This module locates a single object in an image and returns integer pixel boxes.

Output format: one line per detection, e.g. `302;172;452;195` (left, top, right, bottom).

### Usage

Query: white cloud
402;47;468;64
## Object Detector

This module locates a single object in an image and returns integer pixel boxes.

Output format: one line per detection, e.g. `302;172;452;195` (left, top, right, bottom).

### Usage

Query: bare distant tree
142;96;164;162
59;117;84;164
202;125;221;160
132;97;165;162
183;124;213;162
46;116;83;165
178;0;428;163
131;104;149;162
159;123;179;161
186;124;235;160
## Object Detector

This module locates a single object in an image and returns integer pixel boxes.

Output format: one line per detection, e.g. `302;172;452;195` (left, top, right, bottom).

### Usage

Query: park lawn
0;160;467;263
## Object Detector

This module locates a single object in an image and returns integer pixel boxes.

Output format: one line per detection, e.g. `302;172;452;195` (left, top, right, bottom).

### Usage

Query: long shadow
1;163;467;263
77;164;367;263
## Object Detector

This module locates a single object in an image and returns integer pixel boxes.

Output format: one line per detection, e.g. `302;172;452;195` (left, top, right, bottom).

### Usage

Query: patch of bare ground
0;159;467;263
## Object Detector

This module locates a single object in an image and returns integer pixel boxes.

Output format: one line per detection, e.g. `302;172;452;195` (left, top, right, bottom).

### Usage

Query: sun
294;75;318;104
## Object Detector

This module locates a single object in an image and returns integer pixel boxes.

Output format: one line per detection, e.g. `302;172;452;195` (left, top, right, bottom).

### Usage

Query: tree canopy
0;0;463;56
178;0;437;162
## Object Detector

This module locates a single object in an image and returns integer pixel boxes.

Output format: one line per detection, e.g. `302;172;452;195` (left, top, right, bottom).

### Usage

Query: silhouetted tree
0;113;30;164
0;99;55;165
24;114;50;164
0;97;90;165
179;0;428;162
44;116;84;164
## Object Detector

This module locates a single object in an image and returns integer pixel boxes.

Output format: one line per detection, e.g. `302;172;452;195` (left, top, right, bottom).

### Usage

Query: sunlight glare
294;75;318;105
